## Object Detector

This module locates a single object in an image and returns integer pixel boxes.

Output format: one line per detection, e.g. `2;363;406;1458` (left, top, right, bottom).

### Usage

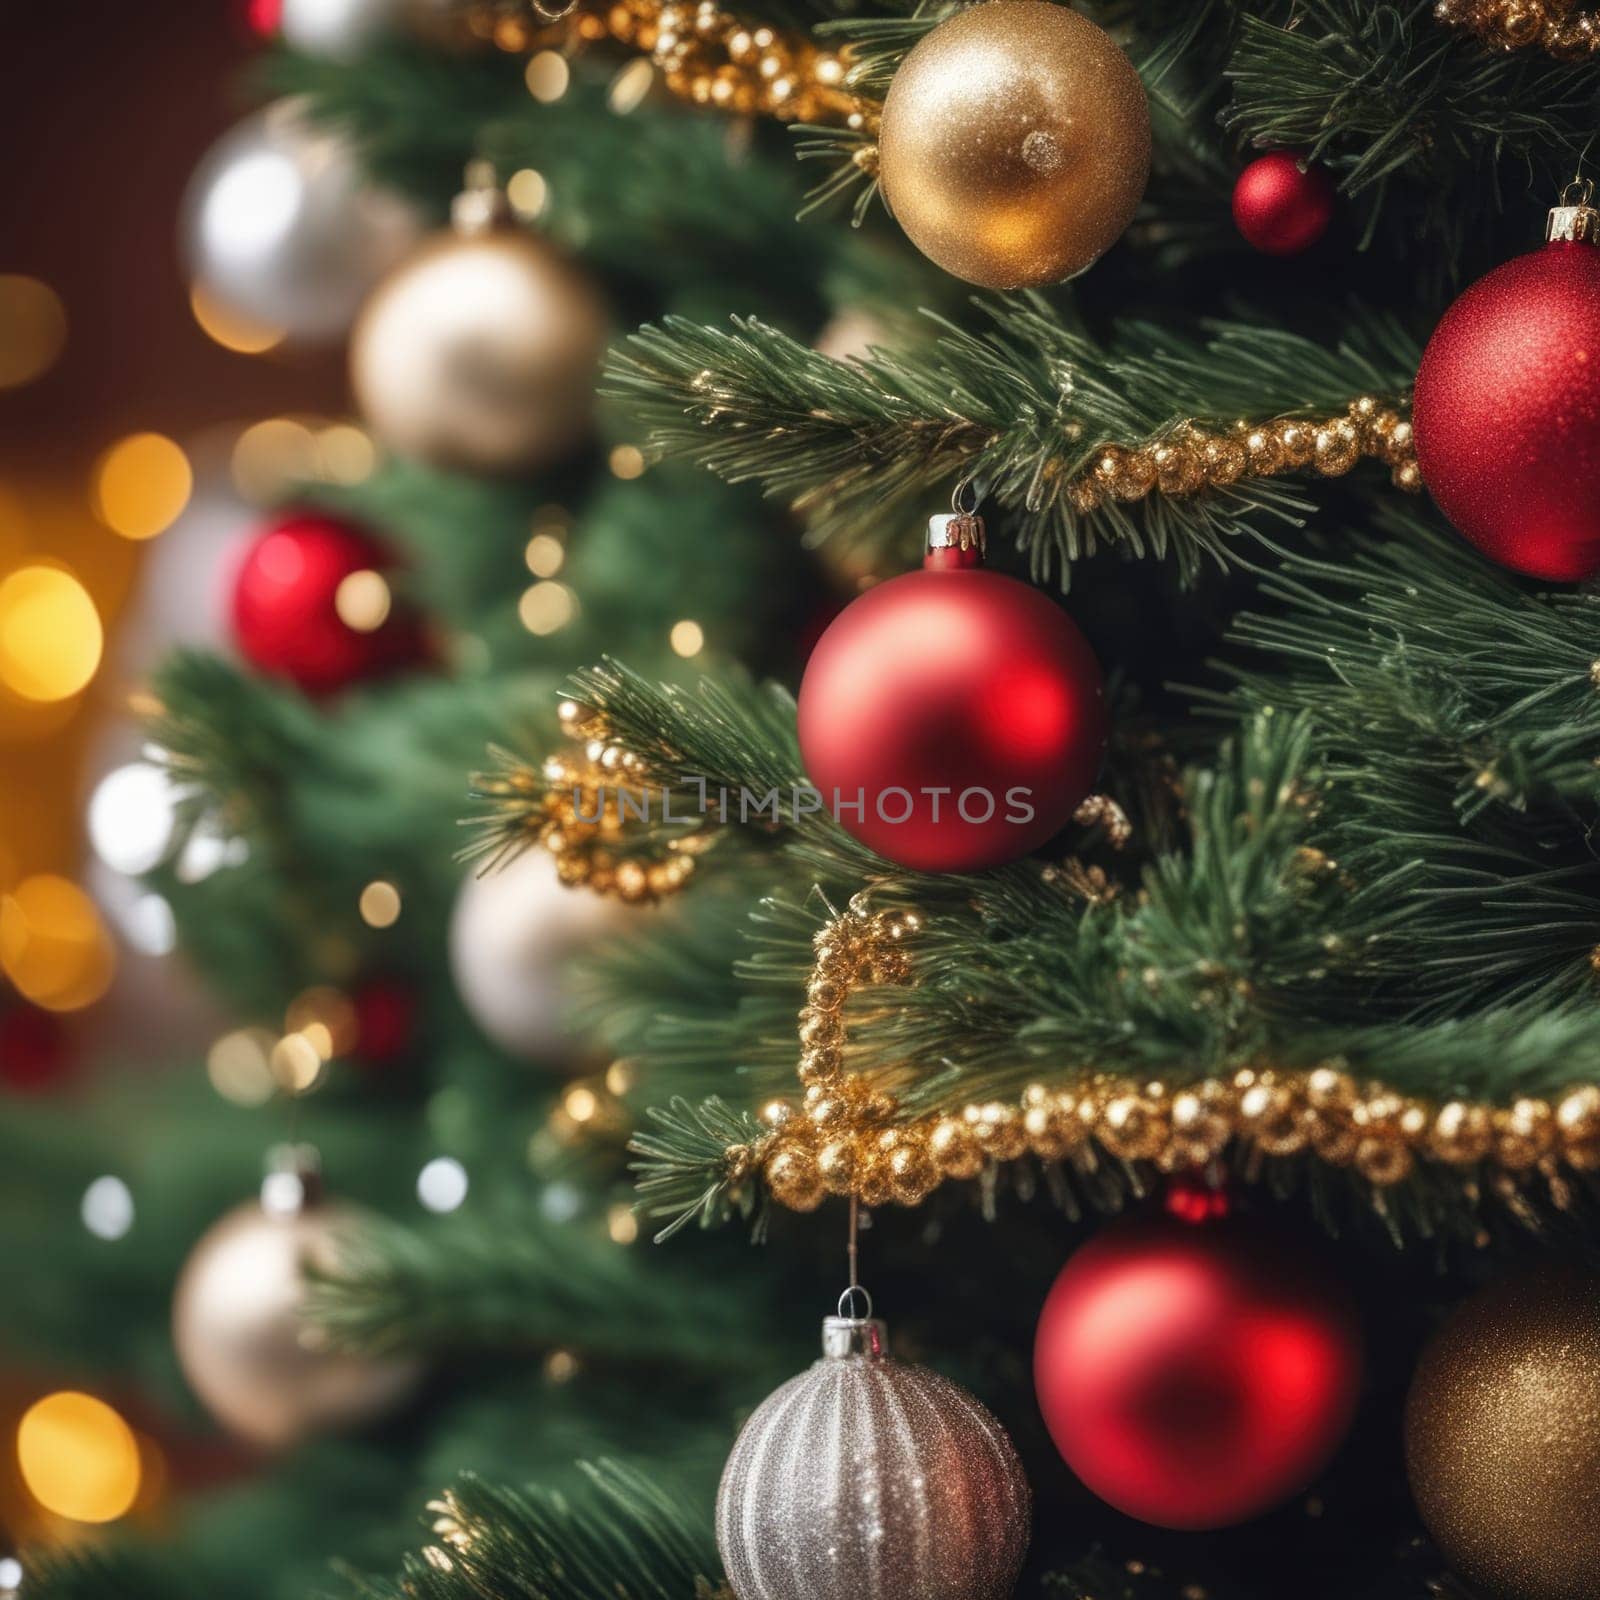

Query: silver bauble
173;1190;421;1449
717;1311;1031;1600
280;0;406;59
449;849;631;1063
182;99;421;343
350;214;608;475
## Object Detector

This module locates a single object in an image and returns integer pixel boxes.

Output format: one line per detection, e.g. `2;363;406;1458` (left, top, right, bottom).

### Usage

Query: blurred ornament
717;1295;1030;1600
351;976;417;1064
1232;152;1335;256
1034;1210;1362;1529
797;502;1106;871
182;99;421;344
351;169;608;475
449;848;631;1063
173;1155;420;1449
230;510;427;695
877;0;1149;288
279;0;407;58
1413;182;1600;580
1405;1263;1600;1600
0;1003;71;1092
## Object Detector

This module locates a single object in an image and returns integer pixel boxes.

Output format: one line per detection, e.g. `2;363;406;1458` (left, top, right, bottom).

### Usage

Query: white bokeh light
417;1156;469;1214
88;762;179;876
81;1175;135;1241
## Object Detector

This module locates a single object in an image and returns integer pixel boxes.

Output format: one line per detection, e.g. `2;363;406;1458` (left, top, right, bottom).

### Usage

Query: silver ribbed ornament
716;1302;1031;1600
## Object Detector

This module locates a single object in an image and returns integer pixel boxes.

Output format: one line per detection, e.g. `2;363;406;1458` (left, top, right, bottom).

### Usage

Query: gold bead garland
463;0;869;126
473;699;705;901
750;902;1600;1211
1434;0;1600;53
1064;397;1419;517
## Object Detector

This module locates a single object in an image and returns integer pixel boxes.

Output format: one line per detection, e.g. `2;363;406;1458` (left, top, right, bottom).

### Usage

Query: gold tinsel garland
743;900;1600;1212
473;700;706;901
1064;396;1418;515
463;0;869;125
1434;0;1600;53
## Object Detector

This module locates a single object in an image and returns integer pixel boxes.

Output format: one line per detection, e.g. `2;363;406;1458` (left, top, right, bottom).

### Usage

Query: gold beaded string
750;904;1600;1212
472;699;706;901
1065;397;1419;517
462;0;871;126
1434;0;1600;53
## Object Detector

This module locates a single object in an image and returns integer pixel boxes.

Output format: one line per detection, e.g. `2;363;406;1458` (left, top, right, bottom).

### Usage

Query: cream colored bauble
350;187;608;475
173;1189;420;1449
877;0;1150;289
449;848;630;1063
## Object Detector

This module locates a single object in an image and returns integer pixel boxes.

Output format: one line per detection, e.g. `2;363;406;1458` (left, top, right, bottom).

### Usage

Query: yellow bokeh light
519;581;576;636
525;50;571;102
189;282;283;355
0;564;103;702
317;424;377;485
669;619;704;658
0;874;116;1011
360;879;402;928
609;445;646;480
206;1028;277;1106
270;1032;324;1094
565;1085;599;1123
608;59;655;114
93;432;193;541
232;418;318;504
605;1059;636;1094
0;276;68;389
285;985;358;1057
17;1391;141;1524
334;569;392;633
524;532;565;578
544;1349;579;1383
607;1204;640;1245
506;168;549;220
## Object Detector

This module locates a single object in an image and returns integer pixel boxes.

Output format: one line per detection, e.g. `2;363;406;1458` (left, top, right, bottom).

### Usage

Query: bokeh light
16;1391;141;1523
359;879;402;928
0;874;116;1010
519;581;576;636
506;169;549;220
88;762;179;876
608;445;646;480
189;282;284;354
524;532;565;577
0;276;68;389
81;1175;135;1241
93;433;194;541
526;51;571;102
334;569;391;633
0;565;103;702
417;1156;469;1213
669;619;704;658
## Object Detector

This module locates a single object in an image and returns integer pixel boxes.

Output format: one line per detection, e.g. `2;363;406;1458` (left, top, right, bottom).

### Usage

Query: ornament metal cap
926;482;986;569
452;160;513;236
1547;178;1600;245
823;1284;888;1357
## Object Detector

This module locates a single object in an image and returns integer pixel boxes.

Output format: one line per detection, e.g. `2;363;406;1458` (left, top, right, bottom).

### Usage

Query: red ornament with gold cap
1412;180;1600;581
796;497;1107;873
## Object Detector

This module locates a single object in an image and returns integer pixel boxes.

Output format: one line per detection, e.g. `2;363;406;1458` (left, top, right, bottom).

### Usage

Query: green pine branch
606;303;1416;584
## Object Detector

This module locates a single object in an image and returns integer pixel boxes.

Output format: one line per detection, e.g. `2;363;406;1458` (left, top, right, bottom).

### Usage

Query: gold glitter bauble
1404;1265;1600;1600
173;1196;421;1449
876;0;1150;288
351;222;607;474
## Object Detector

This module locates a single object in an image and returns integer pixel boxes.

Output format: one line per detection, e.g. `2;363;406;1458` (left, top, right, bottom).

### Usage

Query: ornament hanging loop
837;1283;875;1322
452;161;512;236
927;477;987;567
1547;177;1599;244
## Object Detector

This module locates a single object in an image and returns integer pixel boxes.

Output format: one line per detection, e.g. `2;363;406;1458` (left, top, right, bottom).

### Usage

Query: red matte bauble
231;513;425;695
1413;237;1600;581
1034;1214;1362;1529
1232;152;1334;256
797;563;1106;872
352;978;417;1065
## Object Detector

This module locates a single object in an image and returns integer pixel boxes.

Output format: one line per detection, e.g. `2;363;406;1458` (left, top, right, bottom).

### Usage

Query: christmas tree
8;1;1600;1598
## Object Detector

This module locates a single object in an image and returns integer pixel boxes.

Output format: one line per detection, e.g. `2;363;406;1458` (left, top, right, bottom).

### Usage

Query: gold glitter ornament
1405;1264;1600;1600
715;1297;1030;1600
876;0;1150;288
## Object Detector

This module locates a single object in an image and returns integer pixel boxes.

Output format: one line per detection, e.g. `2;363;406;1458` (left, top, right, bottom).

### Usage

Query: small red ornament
1413;185;1600;581
351;977;417;1065
1034;1211;1362;1530
1232;152;1334;256
230;512;426;696
796;505;1106;872
0;1003;71;1092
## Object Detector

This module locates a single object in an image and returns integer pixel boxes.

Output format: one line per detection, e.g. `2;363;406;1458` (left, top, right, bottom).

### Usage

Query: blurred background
1;1;355;1073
